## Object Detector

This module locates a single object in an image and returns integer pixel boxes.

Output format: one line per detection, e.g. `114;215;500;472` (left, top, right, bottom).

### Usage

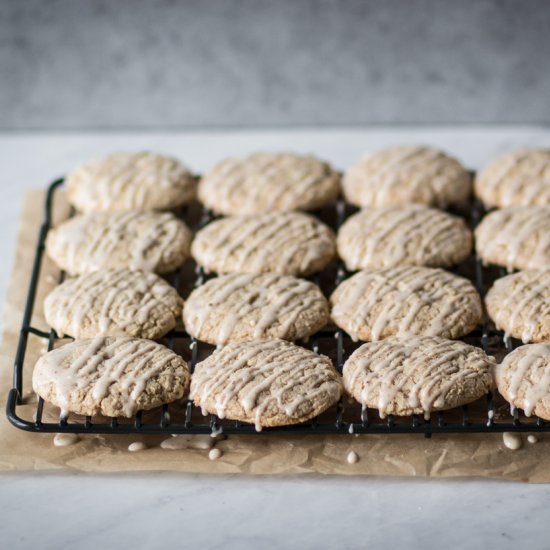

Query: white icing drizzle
477;149;550;207
48;210;188;275
128;441;147;452
338;205;470;270
53;433;80;447
190;340;342;432
345;146;468;207
33;337;184;417
192;212;335;275
199;153;338;214
489;270;550;343
160;435;214;450
503;432;523;450
476;206;550;272
68;152;193;211
500;343;550;417
184;273;327;345
346;451;359;464
331;266;480;341
208;448;223;461
44;269;181;339
343;337;494;418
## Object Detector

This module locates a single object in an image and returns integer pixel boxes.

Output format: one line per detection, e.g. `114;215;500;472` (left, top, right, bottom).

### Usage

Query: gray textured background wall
1;0;550;129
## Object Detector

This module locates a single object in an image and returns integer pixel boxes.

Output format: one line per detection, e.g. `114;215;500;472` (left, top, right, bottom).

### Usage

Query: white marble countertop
1;128;550;550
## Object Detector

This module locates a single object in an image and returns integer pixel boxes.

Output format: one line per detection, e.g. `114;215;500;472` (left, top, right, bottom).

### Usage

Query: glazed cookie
495;343;550;419
183;273;329;345
191;211;336;276
190;339;342;431
46;210;192;275
44;269;183;340
343;336;495;417
475;149;550;208
485;270;550;343
337;205;472;271
32;336;190;417
66;152;196;212
475;206;550;271
198;152;341;216
343;145;471;208
330;266;482;341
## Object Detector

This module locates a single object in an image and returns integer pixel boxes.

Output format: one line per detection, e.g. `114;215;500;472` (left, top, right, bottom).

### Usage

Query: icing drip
503;432;523;450
192;212;335;275
331;266;480;341
128;441;147;452
208;448;223;460
53;433;80;447
185;273;327;345
346;451;359;464
343;337;494;417
190;340;342;432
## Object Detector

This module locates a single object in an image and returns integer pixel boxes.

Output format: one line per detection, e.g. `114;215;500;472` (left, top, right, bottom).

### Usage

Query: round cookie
485;270;550;343
183;273;329;345
190;339;342;431
495;343;550;419
32;336;190;417
337;205;472;271
343;336;495;417
191;211;336;276
198;152;341;215
44;269;183;340
475;149;550;208
66;151;196;212
474;206;550;271
343;145;471;208
330;266;482;341
46;210;192;275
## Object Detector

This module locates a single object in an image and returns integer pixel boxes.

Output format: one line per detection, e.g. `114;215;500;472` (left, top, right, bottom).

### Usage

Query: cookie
191;211;336;276
183;273;329;345
343;145;471;208
475;149;550;208
190;339;342;431
44;269;183;340
474;206;550;271
343;336;495;417
32;336;190;417
495;343;550;419
66;152;196;212
46;210;192;275
198;152;341;215
337;205;472;271
485;270;550;343
330;266;482;341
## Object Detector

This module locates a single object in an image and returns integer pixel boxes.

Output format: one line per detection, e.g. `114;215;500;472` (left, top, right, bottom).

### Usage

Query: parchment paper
1;191;549;482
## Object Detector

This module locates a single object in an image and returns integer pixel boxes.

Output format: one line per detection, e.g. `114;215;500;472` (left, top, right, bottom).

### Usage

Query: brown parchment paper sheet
1;190;549;482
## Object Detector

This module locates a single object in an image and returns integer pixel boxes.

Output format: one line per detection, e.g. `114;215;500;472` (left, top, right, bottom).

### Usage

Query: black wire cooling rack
6;176;550;437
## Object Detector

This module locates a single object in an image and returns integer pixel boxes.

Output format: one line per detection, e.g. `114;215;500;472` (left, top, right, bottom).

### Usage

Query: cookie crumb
503;432;523;450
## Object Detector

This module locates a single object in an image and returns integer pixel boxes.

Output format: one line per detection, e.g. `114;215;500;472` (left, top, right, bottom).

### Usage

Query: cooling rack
6;177;550;437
